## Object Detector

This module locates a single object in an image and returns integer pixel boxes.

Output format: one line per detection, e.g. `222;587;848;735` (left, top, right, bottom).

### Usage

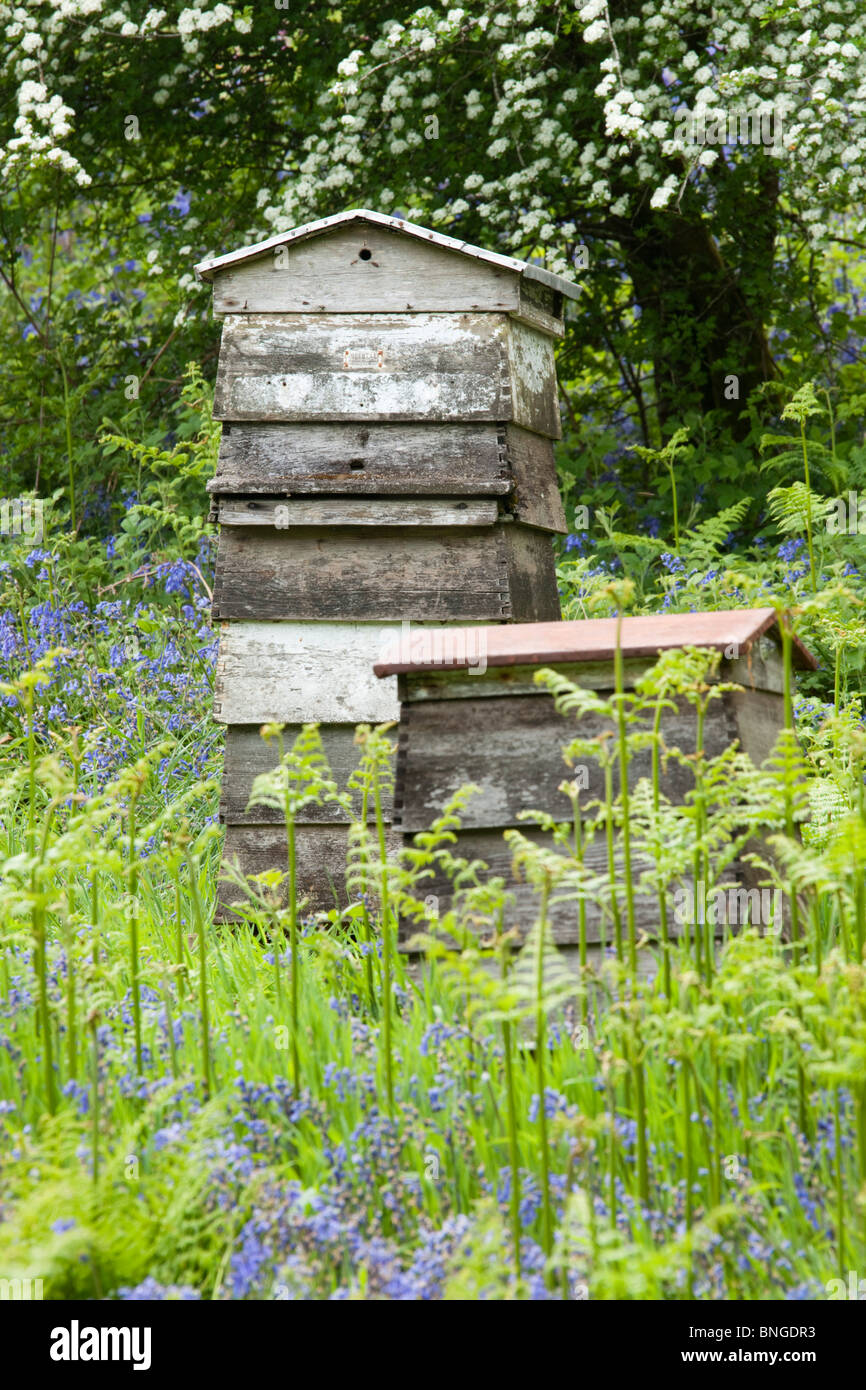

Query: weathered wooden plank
396;653;788;703
212;313;561;437
397;660;652;702
499;519;563;622
213;313;506;422
217;822;402;919
406;936;660;983
217;819;758;960
391;687;785;835
209;223;565;336
517;276;566;339
212;527;510;622
210;423;566;532
508;320;562;439
215;496;500;528
209;422;512;496
211;222;527;313
400;654;788;703
727;686;786;764
211;523;559;623
503;424;567;533
393;694;735;834
402;827;742;949
213;620;402;725
212;223;515;313
221;723;392;824
726;645;787;695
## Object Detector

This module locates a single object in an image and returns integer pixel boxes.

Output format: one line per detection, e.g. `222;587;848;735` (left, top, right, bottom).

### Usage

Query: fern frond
681;498;751;564
767;483;835;535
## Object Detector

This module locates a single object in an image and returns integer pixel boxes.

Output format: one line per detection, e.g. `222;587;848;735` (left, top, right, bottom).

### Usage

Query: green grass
0;629;865;1300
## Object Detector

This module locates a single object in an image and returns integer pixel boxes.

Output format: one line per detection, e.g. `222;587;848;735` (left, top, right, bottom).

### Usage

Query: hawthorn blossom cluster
259;0;866;270
2;76;89;186
3;0;865;270
1;0;243;184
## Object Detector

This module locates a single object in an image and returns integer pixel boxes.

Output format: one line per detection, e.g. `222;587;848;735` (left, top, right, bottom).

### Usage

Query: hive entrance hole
358;248;373;261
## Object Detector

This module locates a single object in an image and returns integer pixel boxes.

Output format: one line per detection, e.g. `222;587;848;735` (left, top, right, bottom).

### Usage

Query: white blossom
6;0;865;277
337;50;363;77
650;181;676;210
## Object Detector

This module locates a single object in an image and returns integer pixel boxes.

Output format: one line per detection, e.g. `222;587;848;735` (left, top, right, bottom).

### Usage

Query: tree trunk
621;193;778;439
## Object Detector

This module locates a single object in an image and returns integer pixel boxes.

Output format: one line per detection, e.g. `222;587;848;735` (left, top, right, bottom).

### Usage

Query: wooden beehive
193;210;581;915
374;609;818;968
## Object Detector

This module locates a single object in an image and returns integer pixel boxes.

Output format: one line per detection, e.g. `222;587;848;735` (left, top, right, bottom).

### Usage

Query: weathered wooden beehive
374;609;817;968
194;210;581;914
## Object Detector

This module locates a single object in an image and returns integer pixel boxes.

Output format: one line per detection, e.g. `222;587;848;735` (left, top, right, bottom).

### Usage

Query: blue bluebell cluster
0;539;218;785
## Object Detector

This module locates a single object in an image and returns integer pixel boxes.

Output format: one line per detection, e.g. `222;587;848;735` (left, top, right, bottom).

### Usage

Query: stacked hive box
374;609;817;971
193;210;581;915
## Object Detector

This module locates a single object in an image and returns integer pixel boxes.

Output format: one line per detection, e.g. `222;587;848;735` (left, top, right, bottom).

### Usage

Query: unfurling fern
347;724;399;1112
680;498;751;568
627;426;691;548
247;722;347;1098
767;482;835;536
761;382;833;592
500;835;579;1285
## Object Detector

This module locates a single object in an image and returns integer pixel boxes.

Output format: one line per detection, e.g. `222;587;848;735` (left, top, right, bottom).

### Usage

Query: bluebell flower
118;1277;201;1300
778;537;805;564
61;1079;89;1115
168;189;192;218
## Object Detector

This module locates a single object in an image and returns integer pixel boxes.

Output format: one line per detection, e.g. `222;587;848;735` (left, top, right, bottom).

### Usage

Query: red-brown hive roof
373;608;817;677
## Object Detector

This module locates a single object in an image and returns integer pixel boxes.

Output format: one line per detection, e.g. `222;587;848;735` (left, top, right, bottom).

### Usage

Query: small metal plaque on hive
343;346;385;370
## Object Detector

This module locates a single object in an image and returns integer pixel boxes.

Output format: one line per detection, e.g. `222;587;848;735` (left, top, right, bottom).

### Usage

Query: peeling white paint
214;312;559;431
226;372;499;420
214;620;469;725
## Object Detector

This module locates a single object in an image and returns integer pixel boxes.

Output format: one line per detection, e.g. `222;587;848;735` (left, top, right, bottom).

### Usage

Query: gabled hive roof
194;208;581;300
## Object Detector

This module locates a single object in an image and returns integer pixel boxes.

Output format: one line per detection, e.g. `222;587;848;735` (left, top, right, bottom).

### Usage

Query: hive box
193;210;581;915
210;498;561;623
374;609;817;966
